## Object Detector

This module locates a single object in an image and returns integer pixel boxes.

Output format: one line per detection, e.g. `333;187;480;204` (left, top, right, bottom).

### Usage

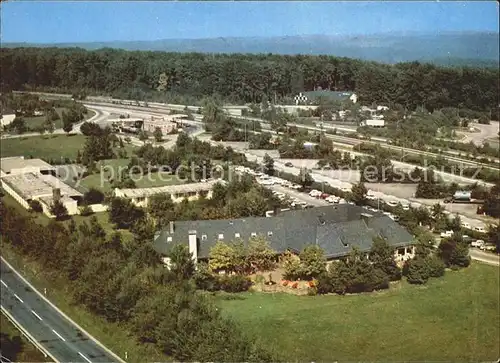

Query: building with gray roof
153;204;415;264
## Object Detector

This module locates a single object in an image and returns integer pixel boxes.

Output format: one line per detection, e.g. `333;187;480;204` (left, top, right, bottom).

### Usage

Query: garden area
79;156;187;193
1;134;87;162
215;263;500;362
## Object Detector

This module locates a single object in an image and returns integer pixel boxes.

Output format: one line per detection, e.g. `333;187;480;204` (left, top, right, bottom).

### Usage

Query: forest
1;47;498;115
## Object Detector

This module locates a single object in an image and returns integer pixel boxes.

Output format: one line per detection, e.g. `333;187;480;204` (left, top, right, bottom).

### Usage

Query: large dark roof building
153;205;414;261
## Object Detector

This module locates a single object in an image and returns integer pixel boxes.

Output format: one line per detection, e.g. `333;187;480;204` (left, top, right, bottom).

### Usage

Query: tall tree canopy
1;47;498;115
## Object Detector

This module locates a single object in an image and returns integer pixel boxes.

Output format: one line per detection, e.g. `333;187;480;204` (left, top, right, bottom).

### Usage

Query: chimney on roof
273;205;280;216
188;230;198;265
169;221;174;234
318;214;326;225
52;188;61;203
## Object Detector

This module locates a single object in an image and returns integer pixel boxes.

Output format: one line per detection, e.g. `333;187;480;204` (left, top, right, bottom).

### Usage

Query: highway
0;257;124;363
80;99;500;168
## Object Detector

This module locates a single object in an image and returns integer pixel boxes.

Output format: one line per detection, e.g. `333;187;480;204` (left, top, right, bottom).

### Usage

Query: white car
366;194;376;200
309;190;321;197
341;187;351;193
401;204;410;211
387;201;398;207
481;245;496;252
471;240;485;248
474;226;486;233
440;230;454;238
461;222;471;230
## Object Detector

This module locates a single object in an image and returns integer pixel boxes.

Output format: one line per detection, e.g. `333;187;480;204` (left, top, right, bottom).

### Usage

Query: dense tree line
0;201;273;361
1;47;498;113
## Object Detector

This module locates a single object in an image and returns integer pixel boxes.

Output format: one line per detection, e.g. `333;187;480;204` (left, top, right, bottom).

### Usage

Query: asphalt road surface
0;257;122;363
469;249;500;266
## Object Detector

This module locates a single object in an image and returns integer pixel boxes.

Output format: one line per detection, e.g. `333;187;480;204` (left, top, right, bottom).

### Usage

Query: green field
1;134;86;161
80;157;187;192
216;264;500;362
23;108;96;130
486;137;499;149
0;314;52;362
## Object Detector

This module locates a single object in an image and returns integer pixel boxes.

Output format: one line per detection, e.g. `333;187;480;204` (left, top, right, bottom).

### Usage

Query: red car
320;193;330;199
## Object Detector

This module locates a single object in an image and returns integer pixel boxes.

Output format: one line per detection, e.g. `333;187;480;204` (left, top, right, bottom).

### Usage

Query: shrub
193;263;219;292
83;188;105;205
79;205;93;216
425;255;446;278
254;274;265;284
218;275;252;293
307;287;318;296
406;258;429;284
29;199;43;213
316;273;334;294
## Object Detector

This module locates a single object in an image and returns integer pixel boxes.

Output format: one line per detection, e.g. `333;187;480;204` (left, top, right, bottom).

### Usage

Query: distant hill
3;31;499;67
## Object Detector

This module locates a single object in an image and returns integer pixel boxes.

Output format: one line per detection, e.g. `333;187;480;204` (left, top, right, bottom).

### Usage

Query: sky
1;1;499;43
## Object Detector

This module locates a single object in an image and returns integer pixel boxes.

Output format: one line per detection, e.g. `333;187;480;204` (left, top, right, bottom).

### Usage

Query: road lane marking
31;310;43;321
52;329;66;342
14;294;24;303
0;280;7;288
78;352;93;363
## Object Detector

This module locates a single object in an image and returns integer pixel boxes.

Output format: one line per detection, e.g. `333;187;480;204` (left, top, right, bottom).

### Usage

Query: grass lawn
0;243;164;363
80;157;187;192
486;137;499;150
23;108;96;131
1;134;86;161
0;314;53;362
216;264;500;362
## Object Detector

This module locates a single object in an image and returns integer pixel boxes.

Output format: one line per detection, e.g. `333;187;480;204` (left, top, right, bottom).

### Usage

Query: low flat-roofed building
1;171;83;216
143;115;185;134
1;156;55;177
114;179;225;207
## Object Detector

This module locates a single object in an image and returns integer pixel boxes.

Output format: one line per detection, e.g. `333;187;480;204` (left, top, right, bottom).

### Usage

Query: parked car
387;200;398;207
471;240;485;248
474;226;486;233
440;230;454;238
481;245;496;252
284;162;294;167
461;222;471;230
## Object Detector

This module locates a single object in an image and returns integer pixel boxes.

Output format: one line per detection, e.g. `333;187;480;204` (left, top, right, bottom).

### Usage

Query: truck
362;119;385;127
444;191;481;204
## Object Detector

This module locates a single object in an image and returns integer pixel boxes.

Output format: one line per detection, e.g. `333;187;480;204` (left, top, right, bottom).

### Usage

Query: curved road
0;257;124;363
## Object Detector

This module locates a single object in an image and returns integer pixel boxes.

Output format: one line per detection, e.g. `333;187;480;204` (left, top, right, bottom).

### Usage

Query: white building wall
1;180;30;210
